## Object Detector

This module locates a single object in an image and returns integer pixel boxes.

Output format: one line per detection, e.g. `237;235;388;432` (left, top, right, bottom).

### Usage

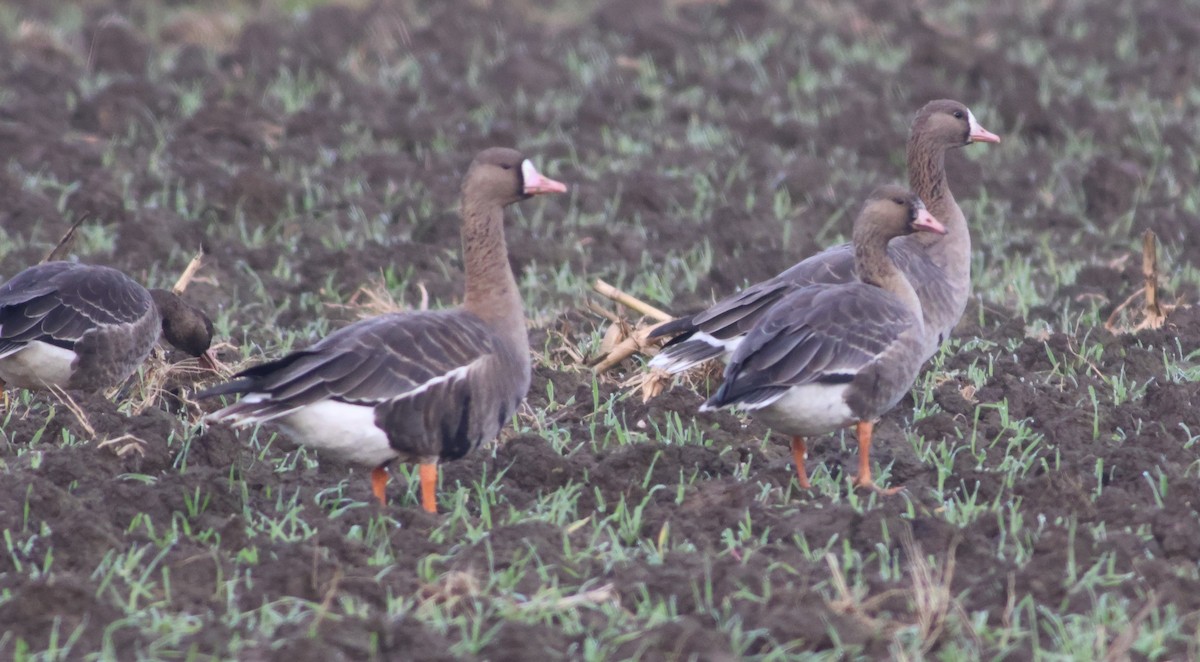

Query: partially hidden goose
196;148;567;514
650;100;999;373
0;261;216;391
701;185;945;494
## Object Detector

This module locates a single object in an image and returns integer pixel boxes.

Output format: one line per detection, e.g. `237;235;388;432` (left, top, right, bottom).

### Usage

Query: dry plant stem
338;277;404;317
598;318;632;356
516;584;618;611
1103;287;1147;332
589;280;677;374
591;323;669;374
172;249;205;295
824;553;903;624
638;367;673;402
126;353;174;416
307;566;344;637
1140;229;1163;328
584;300;622;324
42;214;91;263
1101;594;1158;662
900;528;954;653
825;553;857;610
50;386;97;438
591;279;673;322
97;433;147;458
420;570;481;607
1105;231;1172;333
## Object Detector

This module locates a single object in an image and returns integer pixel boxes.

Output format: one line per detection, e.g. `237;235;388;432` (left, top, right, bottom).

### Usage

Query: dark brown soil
1;0;1198;659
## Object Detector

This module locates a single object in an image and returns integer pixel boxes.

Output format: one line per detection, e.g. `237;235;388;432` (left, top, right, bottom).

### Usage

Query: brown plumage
650;100;1000;373
702;185;946;493
0;262;216;392
196;148;567;513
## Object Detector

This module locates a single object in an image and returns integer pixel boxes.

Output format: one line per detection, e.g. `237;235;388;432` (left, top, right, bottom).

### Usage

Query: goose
196;148;567;513
0;261;216;392
701;185;945;493
650;100;999;373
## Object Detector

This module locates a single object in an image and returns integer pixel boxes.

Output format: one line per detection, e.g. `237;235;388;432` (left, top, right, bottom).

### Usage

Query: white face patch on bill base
521;159;568;195
966;109;1002;144
968;110;984;137
521;159;538;188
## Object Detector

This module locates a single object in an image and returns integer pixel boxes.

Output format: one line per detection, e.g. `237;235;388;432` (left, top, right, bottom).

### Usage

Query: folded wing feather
705;283;917;410
202;311;499;425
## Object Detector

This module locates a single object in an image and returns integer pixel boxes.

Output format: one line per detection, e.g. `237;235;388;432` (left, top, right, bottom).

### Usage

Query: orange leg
419;462;439;514
790;436;812;489
370;466;390;506
852;421;904;495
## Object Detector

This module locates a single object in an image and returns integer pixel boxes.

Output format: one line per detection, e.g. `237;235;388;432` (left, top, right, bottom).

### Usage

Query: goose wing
650;239;929;372
199;311;501;423
0;263;152;357
704;283;918;410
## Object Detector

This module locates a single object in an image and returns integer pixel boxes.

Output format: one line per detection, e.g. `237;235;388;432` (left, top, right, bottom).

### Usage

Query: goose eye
892;198;905;206
953;110;964;119
500;163;514;170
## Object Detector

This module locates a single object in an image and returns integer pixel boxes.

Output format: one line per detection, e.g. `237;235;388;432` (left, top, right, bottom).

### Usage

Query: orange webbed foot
851;476;906;496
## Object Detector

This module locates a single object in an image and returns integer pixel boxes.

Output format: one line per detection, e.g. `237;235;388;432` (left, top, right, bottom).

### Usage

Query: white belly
750;383;855;437
0;342;76;389
271;400;398;467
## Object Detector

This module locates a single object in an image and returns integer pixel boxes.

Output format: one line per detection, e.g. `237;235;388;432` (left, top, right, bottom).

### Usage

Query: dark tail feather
647;315;696;341
192;377;258;400
649;337;726;373
192;351;311;400
701;378;784;412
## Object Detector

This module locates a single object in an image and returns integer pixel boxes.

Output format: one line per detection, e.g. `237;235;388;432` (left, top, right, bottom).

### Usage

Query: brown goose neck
853;226;900;289
460;199;521;321
906;132;951;210
854;225;920;315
